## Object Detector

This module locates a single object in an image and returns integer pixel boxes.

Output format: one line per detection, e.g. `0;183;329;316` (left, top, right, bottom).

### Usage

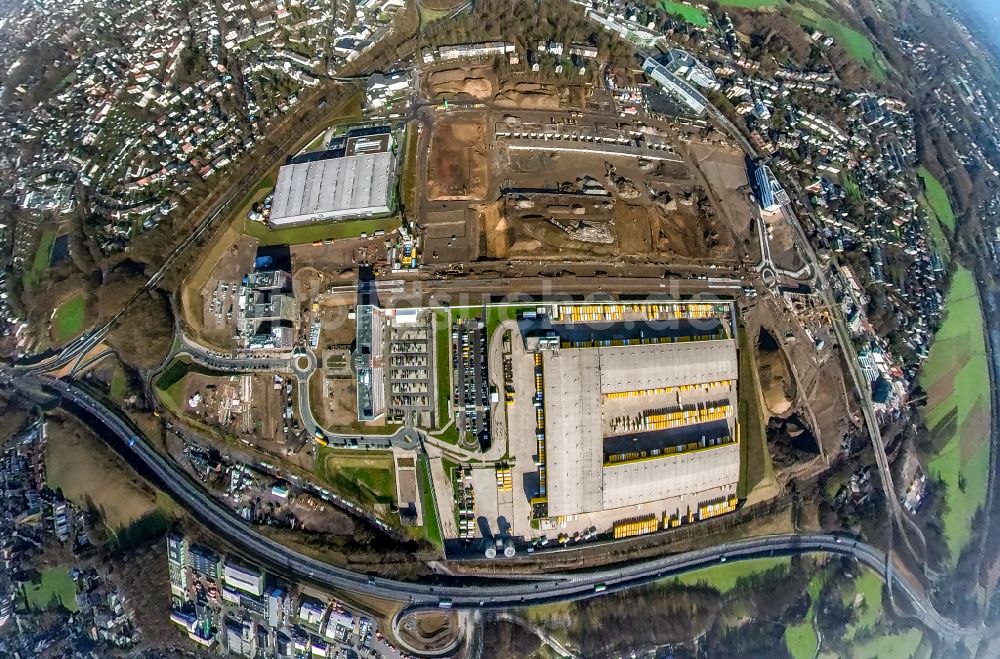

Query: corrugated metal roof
543;349;605;517
270;151;393;225
541;339;739;517
597;340;738;393
602;443;740;510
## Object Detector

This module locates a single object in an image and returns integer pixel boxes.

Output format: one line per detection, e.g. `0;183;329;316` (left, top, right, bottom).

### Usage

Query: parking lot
452;318;491;451
387;316;432;426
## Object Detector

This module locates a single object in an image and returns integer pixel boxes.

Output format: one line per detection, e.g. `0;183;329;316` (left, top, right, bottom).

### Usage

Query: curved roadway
37;375;977;644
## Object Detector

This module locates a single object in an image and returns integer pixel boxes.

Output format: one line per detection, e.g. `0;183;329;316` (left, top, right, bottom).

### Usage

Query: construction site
413;60;759;272
173;371;296;444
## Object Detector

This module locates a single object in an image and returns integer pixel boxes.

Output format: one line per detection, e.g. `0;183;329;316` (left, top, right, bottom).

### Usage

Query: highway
34;375;978;643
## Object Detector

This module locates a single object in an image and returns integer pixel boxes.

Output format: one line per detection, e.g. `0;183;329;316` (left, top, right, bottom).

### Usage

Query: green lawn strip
110;365;127;403
432;422;461;445
666;556;790;592
920;194;952;264
417;1;454;23
418;455;443;548
851;628;923;659
793;6;886;81
303;130;328;153
737;326;774;498
52;293;86;343
485;304;537;341
25;229;56;289
434;310;452;429
720;0;782;7
20;566;78;612
842;568;884;641
315;447;397;509
918;166;956;231
401;124;419;213
243;215;401;247
842;173;862;201
784;567;828;659
918;268;990;563
661;1;710;26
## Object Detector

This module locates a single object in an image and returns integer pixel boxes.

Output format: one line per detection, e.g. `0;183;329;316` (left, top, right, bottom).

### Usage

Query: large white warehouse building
268;131;396;228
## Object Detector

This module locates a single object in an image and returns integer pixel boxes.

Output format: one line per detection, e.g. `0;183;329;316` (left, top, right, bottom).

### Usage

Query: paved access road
36;375;978;644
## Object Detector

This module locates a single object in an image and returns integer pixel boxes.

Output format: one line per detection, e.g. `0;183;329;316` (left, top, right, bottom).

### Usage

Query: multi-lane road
32;375;978;644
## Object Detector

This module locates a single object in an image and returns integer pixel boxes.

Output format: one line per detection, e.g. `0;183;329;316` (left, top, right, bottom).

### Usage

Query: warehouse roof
541;338;739;517
542;349;605;517
602;442;740;510
270;151;393;225
597;340;737;393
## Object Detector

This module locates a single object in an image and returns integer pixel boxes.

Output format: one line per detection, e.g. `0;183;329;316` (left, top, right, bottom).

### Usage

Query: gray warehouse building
269;131;396;228
539;337;740;519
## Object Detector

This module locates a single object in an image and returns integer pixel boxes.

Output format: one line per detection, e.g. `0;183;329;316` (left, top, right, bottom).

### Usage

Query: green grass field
20;567;78;612
814;16;886;81
110;364;127;403
842;174;862;201
243;215;400;247
154;359;236;415
154;359;194;414
737;327;775;498
303;129;328;153
851;628;923;659
418;455;443;548
661;1;710;26
922;199;952;264
842;569;884;641
401;125;419;213
25;229;55;289
918;166;956;231
52;293;86;343
785;568;827;659
667;556;790;592
917;268;991;564
315;447;397;508
417;1;456;23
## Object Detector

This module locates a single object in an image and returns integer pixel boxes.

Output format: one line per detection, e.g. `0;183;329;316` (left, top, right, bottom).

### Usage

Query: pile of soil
767;414;819;468
757;328;795;415
427;66;495;100
494;82;562;109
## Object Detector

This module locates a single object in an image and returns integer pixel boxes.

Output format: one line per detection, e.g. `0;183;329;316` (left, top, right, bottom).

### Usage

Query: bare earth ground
762;209;806;272
743;296;857;485
758;341;796;416
422;208;476;263
179;222;256;350
487;146;734;263
427;117;489;201
426;65;496;101
196;234;257;350
683;141;759;265
494;81;566;110
291;237;386;293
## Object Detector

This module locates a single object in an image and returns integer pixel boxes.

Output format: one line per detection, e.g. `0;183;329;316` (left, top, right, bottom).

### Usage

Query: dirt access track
427;116;490;201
